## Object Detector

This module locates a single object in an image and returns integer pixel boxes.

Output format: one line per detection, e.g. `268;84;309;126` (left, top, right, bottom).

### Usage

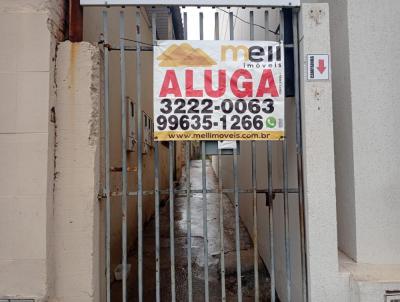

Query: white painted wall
305;0;400;265
327;0;358;264
303;0;358;261
0;0;64;300
346;0;400;264
298;4;349;301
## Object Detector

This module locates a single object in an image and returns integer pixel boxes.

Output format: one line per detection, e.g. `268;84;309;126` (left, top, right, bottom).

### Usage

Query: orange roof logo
157;43;217;67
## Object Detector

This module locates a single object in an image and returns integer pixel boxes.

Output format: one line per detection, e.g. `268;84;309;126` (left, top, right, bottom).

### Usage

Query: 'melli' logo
157;43;216;67
221;45;281;63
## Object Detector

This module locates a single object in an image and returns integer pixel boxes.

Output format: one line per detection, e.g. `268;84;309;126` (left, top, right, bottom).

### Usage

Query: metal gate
82;1;307;301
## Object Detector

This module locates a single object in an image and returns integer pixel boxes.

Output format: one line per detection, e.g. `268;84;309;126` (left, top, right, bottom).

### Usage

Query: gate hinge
110;166;137;172
98;188;106;200
265;192;276;207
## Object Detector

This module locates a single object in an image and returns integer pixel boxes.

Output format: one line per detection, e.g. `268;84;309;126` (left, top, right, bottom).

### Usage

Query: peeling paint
53;40;102;302
0;1;66;40
68;43;78;94
88;45;101;146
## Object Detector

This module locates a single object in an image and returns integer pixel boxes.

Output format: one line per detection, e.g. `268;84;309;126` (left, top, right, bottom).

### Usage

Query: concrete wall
346;0;400;265
305;0;400;264
319;0;400;297
52;41;101;302
0;0;64;300
327;0;357;264
298;4;349;301
304;0;357;260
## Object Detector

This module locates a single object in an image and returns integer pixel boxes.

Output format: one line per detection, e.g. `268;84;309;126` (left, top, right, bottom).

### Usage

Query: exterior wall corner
52;40;102;302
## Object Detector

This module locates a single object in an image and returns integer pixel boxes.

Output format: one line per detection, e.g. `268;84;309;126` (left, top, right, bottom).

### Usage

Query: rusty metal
104;188;299;198
95;5;306;302
110;166;137;172
69;0;83;42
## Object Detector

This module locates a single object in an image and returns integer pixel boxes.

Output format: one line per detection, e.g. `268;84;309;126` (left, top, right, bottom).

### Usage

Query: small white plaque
218;141;237;150
307;54;329;81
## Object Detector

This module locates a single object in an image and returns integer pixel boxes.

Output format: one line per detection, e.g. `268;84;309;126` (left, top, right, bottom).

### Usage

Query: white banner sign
153;40;285;141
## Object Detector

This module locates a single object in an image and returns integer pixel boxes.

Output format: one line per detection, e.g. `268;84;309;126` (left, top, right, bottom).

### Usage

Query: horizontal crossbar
101;188;299;198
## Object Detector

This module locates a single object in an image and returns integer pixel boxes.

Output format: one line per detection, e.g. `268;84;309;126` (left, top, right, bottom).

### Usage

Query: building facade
0;1;399;301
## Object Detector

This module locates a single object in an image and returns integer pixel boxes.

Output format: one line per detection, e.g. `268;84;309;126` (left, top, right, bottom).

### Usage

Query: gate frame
80;2;309;301
81;0;300;7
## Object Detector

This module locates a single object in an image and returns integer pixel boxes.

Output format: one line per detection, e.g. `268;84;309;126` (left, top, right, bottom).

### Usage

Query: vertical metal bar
265;11;269;41
282;115;291;299
218;149;227;302
214;11;219;41
184;12;188;39
249;11;260;302
201;141;209;302
248;15;257;300
119;11;128;302
151;12;161;302
102;10;111;302
265;10;276;302
167;9;173;39
154;144;161;302
282;117;291;296
229;12;234;40
167;11;176;302
283;141;291;302
292;9;309;302
233;148;242;301
251;144;259;302
184;13;192;299
136;10;144;302
280;9;292;302
169;141;176;302
249;11;254;40
229;12;242;302
215;11;226;302
183;7;191;290
199;12;209;302
199;11;204;40
267;144;275;302
186;142;192;302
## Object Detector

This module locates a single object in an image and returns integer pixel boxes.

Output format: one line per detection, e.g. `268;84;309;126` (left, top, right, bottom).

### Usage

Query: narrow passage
115;159;271;301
